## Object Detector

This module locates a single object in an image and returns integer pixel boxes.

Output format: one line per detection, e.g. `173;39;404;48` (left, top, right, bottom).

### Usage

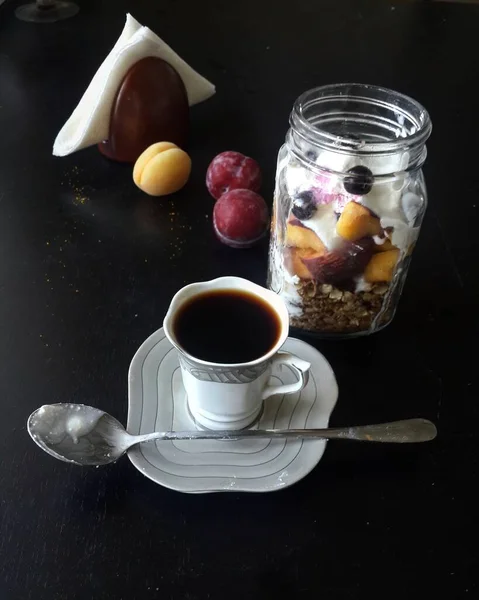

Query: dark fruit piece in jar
213;189;269;248
301;239;373;285
343;165;374;196
206;151;262;200
291;190;316;220
305;150;317;161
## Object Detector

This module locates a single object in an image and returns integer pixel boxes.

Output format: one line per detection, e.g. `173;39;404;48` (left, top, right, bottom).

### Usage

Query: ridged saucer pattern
127;327;338;493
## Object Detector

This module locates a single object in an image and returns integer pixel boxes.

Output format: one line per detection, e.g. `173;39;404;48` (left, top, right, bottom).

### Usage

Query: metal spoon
27;403;437;466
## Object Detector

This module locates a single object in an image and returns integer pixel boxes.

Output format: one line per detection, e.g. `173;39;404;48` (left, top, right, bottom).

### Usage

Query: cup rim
163;276;289;368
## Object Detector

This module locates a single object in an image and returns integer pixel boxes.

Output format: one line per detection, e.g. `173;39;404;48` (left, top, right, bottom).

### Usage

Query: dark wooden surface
0;1;477;598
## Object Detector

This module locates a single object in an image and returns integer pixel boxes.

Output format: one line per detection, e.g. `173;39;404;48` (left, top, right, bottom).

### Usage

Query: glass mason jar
267;83;432;338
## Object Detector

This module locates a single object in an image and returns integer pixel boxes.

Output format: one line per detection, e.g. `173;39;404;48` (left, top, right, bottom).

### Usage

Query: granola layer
290;281;391;334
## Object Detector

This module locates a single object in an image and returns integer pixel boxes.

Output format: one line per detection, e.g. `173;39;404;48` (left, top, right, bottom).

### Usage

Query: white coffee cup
163;277;310;431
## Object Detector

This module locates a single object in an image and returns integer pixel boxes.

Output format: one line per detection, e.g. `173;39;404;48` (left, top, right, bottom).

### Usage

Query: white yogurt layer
315;149;357;174
302;203;343;250
284;163;312;197
401;192;423;225
354;276;373;293
280;280;303;317
355;151;410;176
314;147;409;176
380;218;420;250
359;181;403;220
269;242;303;315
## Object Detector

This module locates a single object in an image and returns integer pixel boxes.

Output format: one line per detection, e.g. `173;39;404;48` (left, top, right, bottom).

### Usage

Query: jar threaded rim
289;83;432;173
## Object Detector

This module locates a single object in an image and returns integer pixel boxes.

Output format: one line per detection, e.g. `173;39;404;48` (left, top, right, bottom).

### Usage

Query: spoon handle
134;418;437;444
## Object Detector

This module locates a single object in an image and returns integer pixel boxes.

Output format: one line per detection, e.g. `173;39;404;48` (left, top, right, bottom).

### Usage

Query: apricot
133;142;191;196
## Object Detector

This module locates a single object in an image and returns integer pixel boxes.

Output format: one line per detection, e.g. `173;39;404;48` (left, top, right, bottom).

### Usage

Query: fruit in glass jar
301;240;373;285
336;201;381;241
206;151;262;200
291;190;316;220
343;165;374;195
285;247;321;279
133;142;191;196
213;189;269;248
364;248;400;282
286;221;326;254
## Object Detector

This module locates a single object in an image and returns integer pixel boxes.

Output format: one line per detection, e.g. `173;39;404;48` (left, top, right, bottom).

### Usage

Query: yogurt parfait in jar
268;84;432;337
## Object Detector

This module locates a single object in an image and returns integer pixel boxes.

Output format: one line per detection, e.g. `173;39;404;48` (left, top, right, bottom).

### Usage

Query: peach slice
364;249;400;282
285;222;326;254
336;201;381;241
285;247;322;279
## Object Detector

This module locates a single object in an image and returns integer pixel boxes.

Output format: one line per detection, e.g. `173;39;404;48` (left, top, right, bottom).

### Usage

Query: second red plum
213;189;269;248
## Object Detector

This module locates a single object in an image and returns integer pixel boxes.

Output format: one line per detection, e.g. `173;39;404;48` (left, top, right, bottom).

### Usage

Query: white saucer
127;328;338;493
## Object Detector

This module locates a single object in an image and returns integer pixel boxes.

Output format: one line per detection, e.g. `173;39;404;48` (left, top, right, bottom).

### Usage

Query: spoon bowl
28;404;132;465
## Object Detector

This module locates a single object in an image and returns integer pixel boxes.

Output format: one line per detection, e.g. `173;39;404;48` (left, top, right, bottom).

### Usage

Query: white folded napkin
53;13;215;157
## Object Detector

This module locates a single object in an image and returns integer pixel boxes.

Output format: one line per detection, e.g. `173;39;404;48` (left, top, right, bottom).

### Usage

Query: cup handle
261;352;311;400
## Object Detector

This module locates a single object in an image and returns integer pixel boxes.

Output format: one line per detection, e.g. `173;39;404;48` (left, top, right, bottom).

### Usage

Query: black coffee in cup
173;289;281;364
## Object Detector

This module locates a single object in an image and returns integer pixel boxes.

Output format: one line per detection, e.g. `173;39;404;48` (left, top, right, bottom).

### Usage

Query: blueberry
291;190;316;220
343;165;374;195
305;150;317;161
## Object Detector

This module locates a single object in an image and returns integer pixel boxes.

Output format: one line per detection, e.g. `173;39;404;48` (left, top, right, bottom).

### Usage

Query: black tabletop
0;0;478;598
